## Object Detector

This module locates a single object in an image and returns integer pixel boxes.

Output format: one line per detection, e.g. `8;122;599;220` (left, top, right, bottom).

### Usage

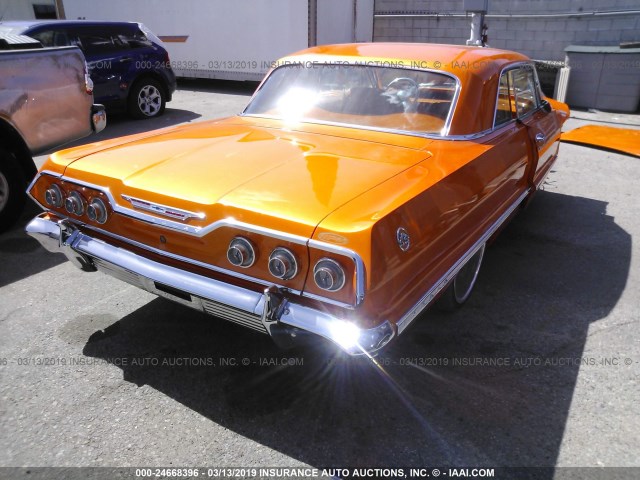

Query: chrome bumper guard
26;215;395;355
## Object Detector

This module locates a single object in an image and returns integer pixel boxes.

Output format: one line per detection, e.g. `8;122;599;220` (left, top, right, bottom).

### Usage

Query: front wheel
437;244;485;311
128;79;166;119
0;148;27;233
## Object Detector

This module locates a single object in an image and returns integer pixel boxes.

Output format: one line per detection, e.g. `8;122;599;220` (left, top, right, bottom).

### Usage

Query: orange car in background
26;43;569;355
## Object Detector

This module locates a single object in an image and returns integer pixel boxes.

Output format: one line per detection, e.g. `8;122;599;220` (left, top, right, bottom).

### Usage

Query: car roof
284;43;529;79
0;20;141;31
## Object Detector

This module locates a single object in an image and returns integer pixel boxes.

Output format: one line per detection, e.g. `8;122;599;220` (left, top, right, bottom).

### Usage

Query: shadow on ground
0;200;66;288
79;190;630;471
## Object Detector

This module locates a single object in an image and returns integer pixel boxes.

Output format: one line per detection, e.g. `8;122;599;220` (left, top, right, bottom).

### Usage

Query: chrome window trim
395;188;530;335
29;170;366;307
491;61;548;132
241;63;461;138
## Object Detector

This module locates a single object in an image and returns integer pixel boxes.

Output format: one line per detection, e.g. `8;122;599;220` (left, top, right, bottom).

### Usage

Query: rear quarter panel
313;132;531;328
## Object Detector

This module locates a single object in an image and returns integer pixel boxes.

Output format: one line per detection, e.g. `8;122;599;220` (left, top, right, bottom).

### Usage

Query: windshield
244;64;458;135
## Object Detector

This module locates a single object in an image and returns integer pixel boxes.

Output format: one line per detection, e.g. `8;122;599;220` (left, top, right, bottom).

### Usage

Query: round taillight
64;191;85;216
268;247;298;280
44;184;63;208
87;197;108;224
226;237;256;268
313;258;346;292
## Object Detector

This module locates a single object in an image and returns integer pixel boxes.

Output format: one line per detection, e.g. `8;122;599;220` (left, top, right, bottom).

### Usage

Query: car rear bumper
25;214;395;355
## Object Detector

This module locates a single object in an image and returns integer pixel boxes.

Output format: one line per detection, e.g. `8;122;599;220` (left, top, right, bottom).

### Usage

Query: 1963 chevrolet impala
26;43;569;355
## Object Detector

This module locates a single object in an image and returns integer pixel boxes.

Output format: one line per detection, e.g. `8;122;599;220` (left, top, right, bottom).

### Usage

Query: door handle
535;133;546;146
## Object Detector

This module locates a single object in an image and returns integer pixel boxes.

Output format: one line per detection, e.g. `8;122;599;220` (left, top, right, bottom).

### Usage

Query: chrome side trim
81;222;306;298
25;214;394;356
121;194;206;221
28;171;367;306
395;189;530;335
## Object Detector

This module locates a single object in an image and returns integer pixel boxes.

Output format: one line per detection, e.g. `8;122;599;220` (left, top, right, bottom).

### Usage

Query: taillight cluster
226;236;346;292
43;183;109;224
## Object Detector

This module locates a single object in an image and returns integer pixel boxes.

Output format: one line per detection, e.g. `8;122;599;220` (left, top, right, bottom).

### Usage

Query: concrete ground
0;80;638;477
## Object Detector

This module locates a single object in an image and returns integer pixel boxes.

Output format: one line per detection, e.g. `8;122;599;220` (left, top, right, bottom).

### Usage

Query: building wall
374;0;640;61
0;0;56;20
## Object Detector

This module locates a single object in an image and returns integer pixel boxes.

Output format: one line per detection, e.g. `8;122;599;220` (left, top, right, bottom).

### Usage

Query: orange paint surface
30;43;568;328
561;125;640;157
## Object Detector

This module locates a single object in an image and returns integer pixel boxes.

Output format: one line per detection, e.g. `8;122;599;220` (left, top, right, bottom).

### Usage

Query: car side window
121;27;153;49
75;31;113;55
30;28;77;48
494;71;515;127
109;28;131;51
74;27;127;55
509;66;539;117
29;29;55;46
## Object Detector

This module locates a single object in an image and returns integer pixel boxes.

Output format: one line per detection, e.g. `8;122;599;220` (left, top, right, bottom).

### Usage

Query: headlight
268;247;298;280
87;197;108;224
313;258;346;292
64;191;85;216
226;237;256;268
44;184;63;208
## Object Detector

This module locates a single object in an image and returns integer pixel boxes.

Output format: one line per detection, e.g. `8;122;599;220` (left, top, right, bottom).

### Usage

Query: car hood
62;119;432;237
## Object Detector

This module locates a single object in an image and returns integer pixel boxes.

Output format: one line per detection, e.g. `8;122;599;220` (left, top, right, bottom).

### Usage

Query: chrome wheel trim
137;84;162;116
0;171;9;212
453;244;485;304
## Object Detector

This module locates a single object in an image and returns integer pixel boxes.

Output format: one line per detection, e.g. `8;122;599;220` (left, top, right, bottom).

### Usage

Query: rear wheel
128;79;166;119
437;244;485;311
0;148;27;233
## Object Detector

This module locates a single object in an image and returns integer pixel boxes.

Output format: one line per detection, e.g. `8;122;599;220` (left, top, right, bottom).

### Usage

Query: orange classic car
26;43;569;355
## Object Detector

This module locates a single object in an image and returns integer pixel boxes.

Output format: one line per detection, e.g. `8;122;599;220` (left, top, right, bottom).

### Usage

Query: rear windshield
244;63;458;135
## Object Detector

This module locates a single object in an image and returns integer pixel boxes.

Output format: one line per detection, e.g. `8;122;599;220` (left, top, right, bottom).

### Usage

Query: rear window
244;63;458;135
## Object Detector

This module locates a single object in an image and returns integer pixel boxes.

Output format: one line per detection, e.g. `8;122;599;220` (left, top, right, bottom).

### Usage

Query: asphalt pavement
0;80;638;477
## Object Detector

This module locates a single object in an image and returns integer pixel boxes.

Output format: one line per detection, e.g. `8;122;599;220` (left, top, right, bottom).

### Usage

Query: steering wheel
383;77;419;111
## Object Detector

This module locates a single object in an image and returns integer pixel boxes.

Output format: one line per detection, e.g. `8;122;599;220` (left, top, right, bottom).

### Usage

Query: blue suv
1;21;177;119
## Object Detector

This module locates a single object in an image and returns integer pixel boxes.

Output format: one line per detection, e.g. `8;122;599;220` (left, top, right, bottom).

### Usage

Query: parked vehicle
25;43;569;355
60;0;374;81
0;40;105;232
0;21;177;119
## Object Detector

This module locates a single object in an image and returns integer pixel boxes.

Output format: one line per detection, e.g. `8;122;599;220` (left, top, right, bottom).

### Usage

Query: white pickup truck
0;34;106;232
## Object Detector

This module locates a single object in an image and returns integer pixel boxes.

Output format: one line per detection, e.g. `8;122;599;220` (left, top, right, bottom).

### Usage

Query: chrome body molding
395;189;530;335
25;214;394;356
28;171;366;306
121;194;206;221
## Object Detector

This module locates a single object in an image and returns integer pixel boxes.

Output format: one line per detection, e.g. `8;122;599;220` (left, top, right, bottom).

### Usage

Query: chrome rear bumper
26;214;395;355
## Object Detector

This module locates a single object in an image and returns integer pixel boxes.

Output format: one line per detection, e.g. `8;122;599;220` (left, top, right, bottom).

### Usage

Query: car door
73;26;132;106
509;65;561;189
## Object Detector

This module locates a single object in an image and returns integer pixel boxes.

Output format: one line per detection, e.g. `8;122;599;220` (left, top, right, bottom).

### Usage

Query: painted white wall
62;0;310;79
61;0;375;79
0;0;56;20
317;0;374;45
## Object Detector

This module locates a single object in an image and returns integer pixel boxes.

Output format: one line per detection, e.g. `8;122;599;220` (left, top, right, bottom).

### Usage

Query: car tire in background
0;148;27;233
437;244;486;311
128;78;166;119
